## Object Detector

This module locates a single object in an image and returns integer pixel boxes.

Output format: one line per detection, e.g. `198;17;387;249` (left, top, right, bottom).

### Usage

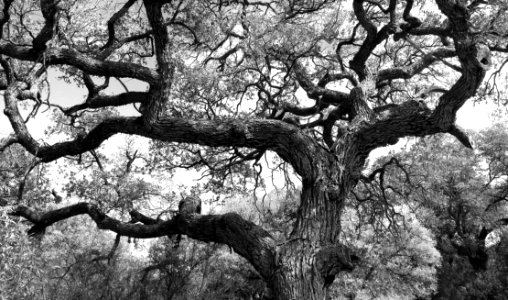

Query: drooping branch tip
448;125;473;149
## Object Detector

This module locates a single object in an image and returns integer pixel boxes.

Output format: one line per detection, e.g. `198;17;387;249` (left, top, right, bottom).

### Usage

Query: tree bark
1;0;498;299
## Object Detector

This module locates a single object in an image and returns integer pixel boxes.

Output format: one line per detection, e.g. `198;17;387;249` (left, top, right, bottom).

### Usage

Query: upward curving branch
431;0;492;127
0;0;14;40
350;0;397;80
0;0;493;187
3;97;324;181
100;0;138;55
342;0;491;156
143;0;175;123
0;1;504;298
32;0;61;52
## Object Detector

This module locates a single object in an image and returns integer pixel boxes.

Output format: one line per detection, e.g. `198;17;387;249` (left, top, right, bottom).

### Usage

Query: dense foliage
0;0;507;299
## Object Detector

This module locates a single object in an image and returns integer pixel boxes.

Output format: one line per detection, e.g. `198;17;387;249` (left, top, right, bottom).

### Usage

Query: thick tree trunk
0;1;498;300
268;152;359;300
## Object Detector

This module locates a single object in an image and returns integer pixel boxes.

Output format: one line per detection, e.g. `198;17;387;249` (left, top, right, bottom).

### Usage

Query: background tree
355;128;508;299
0;0;507;299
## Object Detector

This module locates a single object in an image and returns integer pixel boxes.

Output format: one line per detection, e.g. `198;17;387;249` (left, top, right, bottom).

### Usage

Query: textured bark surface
0;0;502;299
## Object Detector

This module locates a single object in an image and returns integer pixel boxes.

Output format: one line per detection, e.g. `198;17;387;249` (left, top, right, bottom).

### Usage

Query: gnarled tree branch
10;202;277;281
64;92;149;115
32;0;61;52
378;48;456;82
0;43;159;83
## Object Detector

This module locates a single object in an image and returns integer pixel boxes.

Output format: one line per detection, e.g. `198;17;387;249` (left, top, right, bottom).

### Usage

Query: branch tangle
10;203;277;281
348;0;491;155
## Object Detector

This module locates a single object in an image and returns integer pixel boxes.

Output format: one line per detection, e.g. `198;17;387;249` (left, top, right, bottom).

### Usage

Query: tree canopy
1;0;508;299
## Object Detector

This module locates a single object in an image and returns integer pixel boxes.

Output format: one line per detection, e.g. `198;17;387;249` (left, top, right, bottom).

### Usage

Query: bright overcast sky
0;75;502;139
0;68;505;201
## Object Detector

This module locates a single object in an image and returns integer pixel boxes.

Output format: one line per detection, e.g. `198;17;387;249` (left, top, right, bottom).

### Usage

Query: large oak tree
1;0;507;299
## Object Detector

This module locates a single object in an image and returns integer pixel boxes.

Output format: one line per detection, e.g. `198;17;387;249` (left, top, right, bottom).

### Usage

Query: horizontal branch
2;66;326;181
293;61;350;105
64;92;149;115
317;72;358;87
11;203;169;237
351;101;471;161
281;101;324;117
490;45;508;53
10;202;277;280
0;43;159;83
378;48;456;82
7;113;325;180
394;25;451;41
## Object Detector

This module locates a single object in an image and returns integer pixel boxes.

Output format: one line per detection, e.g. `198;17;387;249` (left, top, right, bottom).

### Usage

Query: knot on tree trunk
326;186;341;202
314;244;359;288
474;43;491;70
174;196;202;249
178;196;202;215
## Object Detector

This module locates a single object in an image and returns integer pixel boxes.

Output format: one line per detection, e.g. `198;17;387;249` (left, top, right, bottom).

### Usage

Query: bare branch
448;125;472;149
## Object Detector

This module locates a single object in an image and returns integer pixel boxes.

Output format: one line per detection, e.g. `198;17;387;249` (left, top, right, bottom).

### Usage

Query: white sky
0;69;505;178
0;70;501;137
